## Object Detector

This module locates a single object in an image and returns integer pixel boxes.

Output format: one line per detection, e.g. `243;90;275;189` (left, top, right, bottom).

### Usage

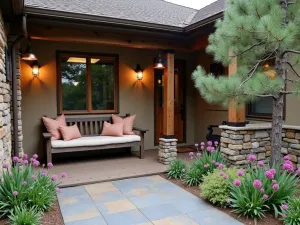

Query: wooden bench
42;114;147;163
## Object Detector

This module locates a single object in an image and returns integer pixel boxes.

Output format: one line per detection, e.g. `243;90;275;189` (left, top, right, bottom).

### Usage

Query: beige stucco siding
21;40;197;157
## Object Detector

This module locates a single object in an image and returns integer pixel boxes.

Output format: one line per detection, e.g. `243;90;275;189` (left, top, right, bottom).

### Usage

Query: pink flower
282;162;294;172
219;171;225;177
22;154;28;160
33;160;40;167
226;199;231;204
223;175;228;180
33;154;38;159
215;162;220;166
263;194;269;200
204;164;209;168
22;160;28;165
272;180;277;184
51;175;57;181
248;154;256;162
253;180;262;189
283;155;290;161
47;162;53;168
237;170;244;176
23;181;27;186
189;152;194;157
285;160;293;165
270;168;276;175
212;160;216;164
218;164;225;169
12;191;18;197
56;188;62;193
61;172;67;178
260;188;265;193
273;184;279;191
3;163;9;169
296;169;300;175
233;179;241;187
206;146;211;152
265;170;274;179
200;142;205;146
41;170;47;176
214;141;219;146
257;161;264;167
31;175;36;180
30;158;35;162
281;204;288;210
12;156;19;163
210;147;215;153
200;146;205;150
207;141;212;146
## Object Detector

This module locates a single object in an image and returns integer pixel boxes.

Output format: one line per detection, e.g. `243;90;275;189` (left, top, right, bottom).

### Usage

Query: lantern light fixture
135;64;143;80
21;37;38;61
31;61;40;77
153;54;166;69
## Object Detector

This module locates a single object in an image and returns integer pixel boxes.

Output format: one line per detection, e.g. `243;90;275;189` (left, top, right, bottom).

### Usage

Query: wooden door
154;59;186;145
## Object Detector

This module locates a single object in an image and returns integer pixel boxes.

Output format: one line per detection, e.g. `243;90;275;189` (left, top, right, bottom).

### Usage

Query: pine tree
192;0;300;165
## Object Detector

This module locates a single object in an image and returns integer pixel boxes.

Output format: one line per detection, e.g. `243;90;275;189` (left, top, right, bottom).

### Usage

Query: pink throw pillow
59;124;82;141
42;115;67;140
112;114;136;135
101;122;124;136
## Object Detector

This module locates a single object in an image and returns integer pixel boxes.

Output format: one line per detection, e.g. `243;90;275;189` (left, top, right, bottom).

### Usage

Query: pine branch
285;78;299;83
282;50;300;57
280;91;297;94
257;94;275;97
286;62;300;77
230;40;264;58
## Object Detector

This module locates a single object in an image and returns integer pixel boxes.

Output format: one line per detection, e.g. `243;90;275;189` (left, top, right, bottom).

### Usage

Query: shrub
183;160;203;186
282;198;300;225
200;168;238;206
9;204;42;225
167;159;187;179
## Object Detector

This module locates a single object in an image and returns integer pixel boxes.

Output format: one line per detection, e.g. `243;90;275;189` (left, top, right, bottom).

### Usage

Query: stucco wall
20;40;197;158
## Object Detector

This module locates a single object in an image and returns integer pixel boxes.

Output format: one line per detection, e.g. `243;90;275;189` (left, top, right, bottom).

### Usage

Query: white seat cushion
51;135;141;148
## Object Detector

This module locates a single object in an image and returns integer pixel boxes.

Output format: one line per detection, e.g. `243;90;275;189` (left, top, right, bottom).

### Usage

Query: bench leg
46;139;52;164
140;133;145;159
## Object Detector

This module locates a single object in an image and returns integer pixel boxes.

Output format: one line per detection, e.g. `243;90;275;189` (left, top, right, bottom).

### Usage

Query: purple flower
207;141;212;146
22;160;28;165
226;199;231;205
200;142;205;146
210;147;215;153
56;188;62;193
257;161;264;167
214;141;219;146
296;169;300;175
23;181;27;186
204;164;209;168
3;163;9;169
47;162;54;168
248;154;256;162
283;155;290;161
273;184;279;191
260;188;265;193
9;172;12;177
31;175;36;181
206;146;212;152
12;191;18;197
196;152;201;157
272;180;277;184
33;160;40;167
219;171;225;177
223;175;228;180
212;160;216;164
263;194;269;200
182;168;185;173
61;172;67;178
237;170;244;176
51;175;57;181
41;170;47;176
218;164;225;169
282;162;294;172
253;180;262;189
189;152;194;157
22;154;28;160
215;162;220;166
12;156;19;163
200;146;205;150
282;204;288;210
33;154;38;159
270;168;276;175
233;179;241;187
265;170;274;179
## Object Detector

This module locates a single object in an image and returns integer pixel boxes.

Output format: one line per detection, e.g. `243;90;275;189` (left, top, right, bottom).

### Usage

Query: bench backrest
43;114;129;136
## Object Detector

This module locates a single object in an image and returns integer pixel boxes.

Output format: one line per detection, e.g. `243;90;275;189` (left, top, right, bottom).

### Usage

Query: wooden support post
163;51;175;138
228;55;246;127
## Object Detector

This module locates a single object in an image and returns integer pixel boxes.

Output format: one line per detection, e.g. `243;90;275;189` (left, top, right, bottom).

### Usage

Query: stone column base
158;138;178;165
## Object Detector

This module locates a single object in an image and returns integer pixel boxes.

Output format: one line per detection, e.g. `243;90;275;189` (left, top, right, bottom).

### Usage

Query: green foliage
183;160;204;186
167;159;187;179
282;198;300;225
200;169;238;206
9;204;42;225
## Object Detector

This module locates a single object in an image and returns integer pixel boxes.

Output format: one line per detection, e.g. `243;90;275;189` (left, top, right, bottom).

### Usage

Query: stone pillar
158;138;177;165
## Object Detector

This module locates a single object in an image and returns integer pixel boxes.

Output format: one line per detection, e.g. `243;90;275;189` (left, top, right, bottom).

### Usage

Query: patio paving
58;175;243;225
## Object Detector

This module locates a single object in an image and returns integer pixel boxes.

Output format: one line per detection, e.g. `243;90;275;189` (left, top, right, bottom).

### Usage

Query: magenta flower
212;160;216;164
219;171;225;177
248;154;256;162
253;180;262;189
283;155;290;161
263;194;269;200
189;152;194;157
270;168;276;175
296;169;300;175
61;172;67;178
47;162;54;168
13;191;18;197
51;175;57;181
285;160;293;165
23;181;27;186
214;141;219;146
210;147;215;153
56;188;62;193
22;154;28;160
218;164;225;169
204;164;209;168
41;170;47;176
33;154;38;159
215;162;220;166
206;146;211;152
281;204;288;210
200;146;205;150
31;175;36;181
273;184;279;191
233;179;241;187
260;188;265;193
12;156;19;163
265;170;274;179
207;141;212;146
237;170;244;176
226;199;231;204
272;180;277;184
200;142;205;146
282;162;294;172
223;175;228;180
3;163;9;169
22;160;28;165
257;161;264;167
33;160;40;167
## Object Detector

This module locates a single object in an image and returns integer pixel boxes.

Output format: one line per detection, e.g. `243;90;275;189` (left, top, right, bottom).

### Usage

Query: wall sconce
135;64;143;80
31;62;40;77
153;54;166;69
21;37;38;61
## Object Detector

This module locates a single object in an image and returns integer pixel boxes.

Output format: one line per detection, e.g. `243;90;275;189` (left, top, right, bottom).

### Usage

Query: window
57;52;119;114
247;97;273;119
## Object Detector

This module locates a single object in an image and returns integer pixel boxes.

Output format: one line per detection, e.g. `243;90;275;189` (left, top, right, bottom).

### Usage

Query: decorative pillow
112;114;136;135
101;122;124;136
42;115;66;140
59;124;82;141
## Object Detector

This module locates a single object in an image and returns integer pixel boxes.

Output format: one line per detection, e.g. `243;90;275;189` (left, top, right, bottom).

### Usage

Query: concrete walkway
58;175;243;225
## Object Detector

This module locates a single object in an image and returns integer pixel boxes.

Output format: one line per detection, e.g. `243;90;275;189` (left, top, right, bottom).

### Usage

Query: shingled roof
24;0;225;29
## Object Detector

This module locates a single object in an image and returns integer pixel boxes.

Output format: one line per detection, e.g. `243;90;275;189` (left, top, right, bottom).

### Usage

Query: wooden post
163;51;175;138
228;54;246;127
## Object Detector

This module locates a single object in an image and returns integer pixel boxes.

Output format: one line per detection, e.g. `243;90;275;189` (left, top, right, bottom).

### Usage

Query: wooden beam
191;35;209;51
163;52;175;137
228;54;246;126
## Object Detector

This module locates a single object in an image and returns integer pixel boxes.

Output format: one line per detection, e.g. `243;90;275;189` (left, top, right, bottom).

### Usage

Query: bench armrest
133;127;148;133
43;133;52;139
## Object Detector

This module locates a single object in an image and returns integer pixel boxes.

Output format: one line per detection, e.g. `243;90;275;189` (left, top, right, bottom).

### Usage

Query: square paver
65;216;107;225
85;182;118;195
129;193;166;208
96;199;137;214
59;186;87;198
139;203;181;221
167;196;213;213
187;208;244;225
152;214;198;225
90;190;125;203
103;209;150;225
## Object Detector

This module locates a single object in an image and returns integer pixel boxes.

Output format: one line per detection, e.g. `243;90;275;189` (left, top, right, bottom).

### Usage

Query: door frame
153;59;187;146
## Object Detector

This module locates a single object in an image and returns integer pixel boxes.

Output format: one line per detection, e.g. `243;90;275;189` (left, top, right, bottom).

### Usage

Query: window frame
56;51;119;115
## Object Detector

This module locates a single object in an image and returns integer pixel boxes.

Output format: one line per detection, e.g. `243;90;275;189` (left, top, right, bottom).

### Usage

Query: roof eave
184;12;223;33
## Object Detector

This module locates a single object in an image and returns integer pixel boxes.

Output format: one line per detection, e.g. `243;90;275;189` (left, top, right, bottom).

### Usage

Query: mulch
160;174;283;225
0;201;64;225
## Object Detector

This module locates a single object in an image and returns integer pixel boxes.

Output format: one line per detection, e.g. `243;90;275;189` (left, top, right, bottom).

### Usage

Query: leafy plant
183;161;203;186
9;204;42;225
167;159;187;179
200;168;238;206
282;198;300;225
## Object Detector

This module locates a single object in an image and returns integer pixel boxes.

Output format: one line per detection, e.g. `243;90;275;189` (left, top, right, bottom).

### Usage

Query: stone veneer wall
158;138;178;165
220;124;300;169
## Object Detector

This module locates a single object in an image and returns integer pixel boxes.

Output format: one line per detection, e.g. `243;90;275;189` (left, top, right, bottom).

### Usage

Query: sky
166;0;217;9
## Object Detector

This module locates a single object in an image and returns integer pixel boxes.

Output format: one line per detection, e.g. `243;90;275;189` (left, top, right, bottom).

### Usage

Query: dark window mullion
86;57;92;112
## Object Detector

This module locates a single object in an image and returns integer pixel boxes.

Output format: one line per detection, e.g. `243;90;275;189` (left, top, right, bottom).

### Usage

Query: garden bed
161;174;283;225
0;201;64;225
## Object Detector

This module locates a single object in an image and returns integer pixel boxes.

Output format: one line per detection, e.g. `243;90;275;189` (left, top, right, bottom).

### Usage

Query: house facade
1;0;300;167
